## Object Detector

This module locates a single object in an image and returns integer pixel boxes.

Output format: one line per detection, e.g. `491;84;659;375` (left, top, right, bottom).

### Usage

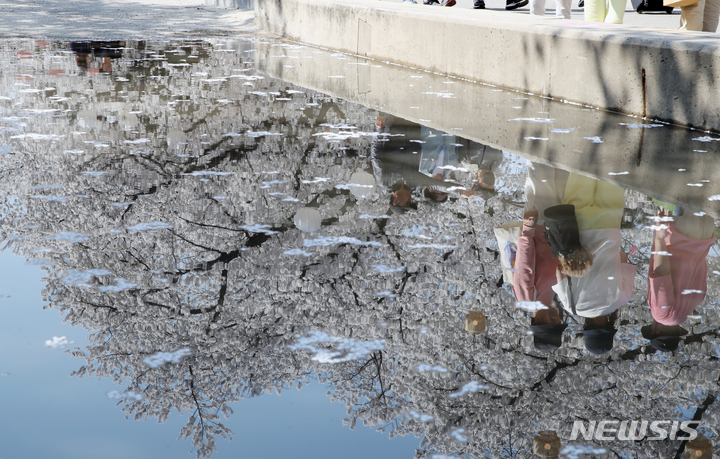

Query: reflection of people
644;207;715;351
513;163;569;351
70;41;125;74
419;126;459;181
552;173;636;355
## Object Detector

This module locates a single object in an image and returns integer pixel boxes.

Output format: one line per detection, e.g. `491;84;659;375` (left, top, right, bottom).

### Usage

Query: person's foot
441;0;456;6
474;0;486;8
578;0;584;6
505;0;528;9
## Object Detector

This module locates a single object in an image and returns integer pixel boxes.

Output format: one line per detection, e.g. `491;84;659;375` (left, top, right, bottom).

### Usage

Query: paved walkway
0;0;258;39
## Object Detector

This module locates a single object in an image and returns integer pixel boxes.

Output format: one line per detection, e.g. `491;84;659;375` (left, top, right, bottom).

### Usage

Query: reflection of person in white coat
551;173;636;355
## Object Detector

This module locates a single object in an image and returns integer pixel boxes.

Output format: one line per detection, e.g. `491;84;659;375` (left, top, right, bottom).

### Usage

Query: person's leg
530;0;547;16
680;0;706;31
702;0;720;31
555;0;572;18
584;0;607;22
605;0;626;23
525;163;566;220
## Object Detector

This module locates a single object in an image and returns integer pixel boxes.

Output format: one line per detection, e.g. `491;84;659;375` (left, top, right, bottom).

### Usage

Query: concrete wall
255;0;720;131
256;41;720;216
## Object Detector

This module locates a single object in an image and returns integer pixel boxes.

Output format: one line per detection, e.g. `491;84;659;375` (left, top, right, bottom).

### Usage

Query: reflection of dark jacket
543;204;582;258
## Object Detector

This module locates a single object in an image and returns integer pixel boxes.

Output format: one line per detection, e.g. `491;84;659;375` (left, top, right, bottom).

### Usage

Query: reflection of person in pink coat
513;163;568;352
644;208;715;352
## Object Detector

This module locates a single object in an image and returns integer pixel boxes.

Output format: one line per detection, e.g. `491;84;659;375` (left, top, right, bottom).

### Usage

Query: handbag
494;222;523;286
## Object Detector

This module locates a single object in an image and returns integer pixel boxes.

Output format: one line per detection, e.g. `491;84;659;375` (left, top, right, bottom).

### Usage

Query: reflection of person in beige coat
552;173;636;355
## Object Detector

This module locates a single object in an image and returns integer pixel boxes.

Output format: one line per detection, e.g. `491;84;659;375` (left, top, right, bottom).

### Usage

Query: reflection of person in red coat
645;209;715;351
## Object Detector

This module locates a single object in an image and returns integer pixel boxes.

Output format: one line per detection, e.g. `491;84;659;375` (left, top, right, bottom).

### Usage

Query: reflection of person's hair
558;246;594;278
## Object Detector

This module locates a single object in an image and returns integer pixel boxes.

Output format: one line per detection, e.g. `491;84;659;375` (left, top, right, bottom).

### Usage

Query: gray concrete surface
256;41;720;216
0;0;258;39
256;0;720;131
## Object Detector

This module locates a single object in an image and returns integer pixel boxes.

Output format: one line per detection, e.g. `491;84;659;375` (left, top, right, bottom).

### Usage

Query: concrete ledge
256;0;720;131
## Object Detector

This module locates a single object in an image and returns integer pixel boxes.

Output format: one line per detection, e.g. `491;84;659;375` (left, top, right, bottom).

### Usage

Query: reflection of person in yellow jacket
552;173;637;355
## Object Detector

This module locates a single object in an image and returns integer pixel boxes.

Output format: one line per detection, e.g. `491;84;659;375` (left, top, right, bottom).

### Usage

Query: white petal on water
248;131;284;137
449;428;468;443
524;137;548;141
416;364;447;373
284;249;312;257
694;212;707;216
619;123;663;128
288;330;385;363
507;117;555;123
46;232;91;242
561;445;607;459
551;128;574;133
515;301;548;312
30;195;68;202
143;348;193;368
127;222;172;231
304;237;381;247
62;269;113;287
408;410;434;422
692;136;720;142
372;264;405;273
687;183;704;187
584;136;603;143
449;381;490;398
608;171;629;175
301;177;331;184
407;244;457;249
106;390;144;401
422;92;455;99
239;225;278;235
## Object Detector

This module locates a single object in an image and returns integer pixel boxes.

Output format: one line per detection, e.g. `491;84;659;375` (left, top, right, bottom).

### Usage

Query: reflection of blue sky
0;250;419;458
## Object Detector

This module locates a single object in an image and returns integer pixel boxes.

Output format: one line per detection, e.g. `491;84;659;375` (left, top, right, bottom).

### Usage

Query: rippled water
1;38;720;459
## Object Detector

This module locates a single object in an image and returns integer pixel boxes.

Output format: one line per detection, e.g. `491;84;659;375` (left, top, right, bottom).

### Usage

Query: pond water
1;37;720;459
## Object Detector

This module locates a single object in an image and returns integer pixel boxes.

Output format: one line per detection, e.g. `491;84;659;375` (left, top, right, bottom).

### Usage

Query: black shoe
578;0;584;6
505;0;528;9
474;0;486;7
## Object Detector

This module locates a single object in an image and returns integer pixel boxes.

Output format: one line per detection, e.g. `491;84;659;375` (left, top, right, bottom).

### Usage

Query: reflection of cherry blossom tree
2;38;720;459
